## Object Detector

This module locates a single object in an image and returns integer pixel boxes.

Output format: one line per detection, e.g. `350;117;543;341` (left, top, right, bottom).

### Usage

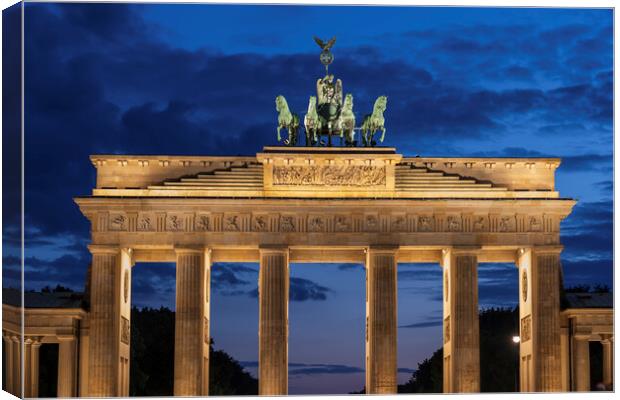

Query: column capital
57;335;76;342
174;246;205;255
531;245;563;255
25;336;43;346
259;245;289;255
366;245;399;254
442;246;481;256
600;334;613;344
88;244;120;255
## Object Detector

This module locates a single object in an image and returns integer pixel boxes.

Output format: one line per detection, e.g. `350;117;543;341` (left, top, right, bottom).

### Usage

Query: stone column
601;335;613;388
442;248;480;393
572;331;591;391
87;245;133;396
58;336;77;397
174;248;211;396
3;331;15;395
258;247;289;395
517;247;562;392
24;336;42;398
12;335;21;397
365;247;398;394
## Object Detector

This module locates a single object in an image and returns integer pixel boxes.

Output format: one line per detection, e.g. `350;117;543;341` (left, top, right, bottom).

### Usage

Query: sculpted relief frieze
273;165;386;186
100;211;560;235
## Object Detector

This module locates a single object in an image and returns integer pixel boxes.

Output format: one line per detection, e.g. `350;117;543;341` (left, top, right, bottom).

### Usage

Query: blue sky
2;2;613;394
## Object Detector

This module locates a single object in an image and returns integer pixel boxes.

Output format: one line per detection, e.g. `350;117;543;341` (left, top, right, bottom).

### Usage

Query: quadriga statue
275;95;300;146
303;96;320;146
336;93;356;146
360;96;387;147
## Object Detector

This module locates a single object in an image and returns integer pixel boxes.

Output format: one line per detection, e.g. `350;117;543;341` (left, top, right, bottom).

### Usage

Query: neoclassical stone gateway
5;146;613;396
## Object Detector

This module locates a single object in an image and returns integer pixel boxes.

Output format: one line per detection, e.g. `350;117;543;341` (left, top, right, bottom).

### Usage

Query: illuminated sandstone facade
3;146;613;396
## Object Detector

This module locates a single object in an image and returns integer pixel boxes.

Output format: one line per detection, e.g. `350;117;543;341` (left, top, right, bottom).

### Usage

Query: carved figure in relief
365;215;378;231
335;215;350;232
121;317;130;345
225;216;239;231
138;216;151;231
447;216;461;232
308;216;324;232
280;216;295;232
168;215;181;231
196;215;210;231
418;216;433;232
473;216;485;231
529;216;542;232
272;165;386;186
275;95;300;146
521;270;528;302
499;216;513;232
253;216;267;231
111;215;126;230
444;317;450;343
392;216;406;231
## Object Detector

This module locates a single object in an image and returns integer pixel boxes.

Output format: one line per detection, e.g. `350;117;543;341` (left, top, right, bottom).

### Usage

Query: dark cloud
399;318;443;329
247;277;331;302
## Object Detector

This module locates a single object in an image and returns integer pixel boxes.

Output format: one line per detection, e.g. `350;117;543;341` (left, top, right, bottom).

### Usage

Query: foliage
129;306;258;396
40;284;74;293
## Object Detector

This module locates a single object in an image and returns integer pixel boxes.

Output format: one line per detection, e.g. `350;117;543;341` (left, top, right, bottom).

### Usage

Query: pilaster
365;247;398;394
258;246;289;395
173;247;211;396
442;247;480;393
58;336;78;397
601;334;613;388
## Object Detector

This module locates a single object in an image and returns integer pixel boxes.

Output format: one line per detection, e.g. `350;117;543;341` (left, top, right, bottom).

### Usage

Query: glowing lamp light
512;336;521;344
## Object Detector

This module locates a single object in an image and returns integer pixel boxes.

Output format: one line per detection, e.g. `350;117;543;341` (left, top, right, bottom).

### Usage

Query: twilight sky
2;2;613;394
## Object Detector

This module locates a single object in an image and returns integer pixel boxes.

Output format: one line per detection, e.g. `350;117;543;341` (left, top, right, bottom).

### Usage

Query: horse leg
277;126;281;142
380;127;386;143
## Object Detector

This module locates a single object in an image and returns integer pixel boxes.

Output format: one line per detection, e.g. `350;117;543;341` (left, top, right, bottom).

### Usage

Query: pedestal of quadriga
258;248;289;395
174;248;211;396
442;248;480;393
365;248;398;394
518;247;562;392
87;246;133;396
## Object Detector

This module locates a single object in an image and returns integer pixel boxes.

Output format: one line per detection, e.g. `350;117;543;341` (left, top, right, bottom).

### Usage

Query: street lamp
512;335;520;391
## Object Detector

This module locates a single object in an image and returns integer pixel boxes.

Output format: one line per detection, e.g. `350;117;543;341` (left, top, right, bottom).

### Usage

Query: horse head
375;96;387;112
343;94;354;111
307;96;317;113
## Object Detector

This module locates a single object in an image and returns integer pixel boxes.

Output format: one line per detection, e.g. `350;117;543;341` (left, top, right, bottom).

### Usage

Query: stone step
397;179;479;185
148;185;263;191
397;186;507;191
214;170;262;175
181;179;262;184
396;183;493;188
162;181;263;187
198;173;261;178
396;176;461;181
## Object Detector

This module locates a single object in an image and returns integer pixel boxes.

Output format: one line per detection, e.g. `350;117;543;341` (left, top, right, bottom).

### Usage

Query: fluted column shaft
442;248;480;393
572;333;590;391
12;335;21;397
58;337;77;397
87;246;133;396
365;247;398;394
258;247;289;395
601;335;613;387
3;332;15;395
24;337;42;398
174;248;210;396
517;247;562;392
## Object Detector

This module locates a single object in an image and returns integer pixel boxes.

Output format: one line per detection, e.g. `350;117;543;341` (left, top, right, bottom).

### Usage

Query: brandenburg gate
72;146;576;395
